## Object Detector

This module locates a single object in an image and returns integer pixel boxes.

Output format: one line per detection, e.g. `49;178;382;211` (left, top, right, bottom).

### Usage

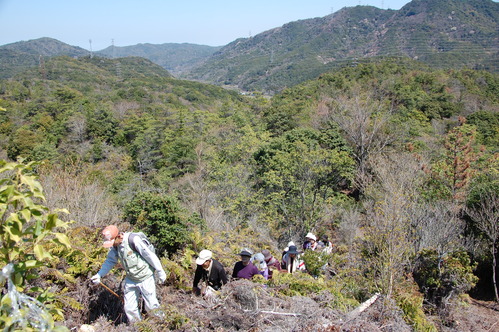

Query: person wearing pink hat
91;225;166;323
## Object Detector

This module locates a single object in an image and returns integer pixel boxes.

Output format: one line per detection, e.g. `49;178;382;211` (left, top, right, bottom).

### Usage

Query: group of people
91;225;333;324
193;232;334;295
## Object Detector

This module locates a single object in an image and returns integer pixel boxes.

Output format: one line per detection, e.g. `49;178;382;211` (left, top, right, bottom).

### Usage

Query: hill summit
184;0;498;93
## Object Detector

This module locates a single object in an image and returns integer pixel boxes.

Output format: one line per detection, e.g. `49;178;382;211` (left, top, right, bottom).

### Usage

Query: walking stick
99;281;124;304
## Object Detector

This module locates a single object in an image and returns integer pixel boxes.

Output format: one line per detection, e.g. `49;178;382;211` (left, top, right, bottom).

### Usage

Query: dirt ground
72;279;499;332
429;298;499;332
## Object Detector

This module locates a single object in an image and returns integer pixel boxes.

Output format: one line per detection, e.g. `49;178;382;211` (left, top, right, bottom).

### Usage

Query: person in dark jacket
232;248;260;280
193;249;228;296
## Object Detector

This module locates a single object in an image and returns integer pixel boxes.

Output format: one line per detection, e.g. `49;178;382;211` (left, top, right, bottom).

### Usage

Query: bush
301;249;331;277
394;278;438;332
0;159;71;331
123;191;203;256
413;249;478;307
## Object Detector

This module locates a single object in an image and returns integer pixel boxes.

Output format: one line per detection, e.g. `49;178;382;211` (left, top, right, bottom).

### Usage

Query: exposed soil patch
430;298;499;332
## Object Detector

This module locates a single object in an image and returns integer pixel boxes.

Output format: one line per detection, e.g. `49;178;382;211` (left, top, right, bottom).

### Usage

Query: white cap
195;249;212;265
305;232;316;241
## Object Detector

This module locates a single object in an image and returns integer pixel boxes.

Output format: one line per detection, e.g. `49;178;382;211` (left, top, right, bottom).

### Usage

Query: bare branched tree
362;153;425;296
326;89;397;182
40;163;121;227
409;201;465;256
465;191;499;302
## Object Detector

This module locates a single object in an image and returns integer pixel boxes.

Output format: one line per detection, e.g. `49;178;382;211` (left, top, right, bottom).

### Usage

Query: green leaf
17;259;43;269
54;233;71;248
33;244;52;261
20;208;32;223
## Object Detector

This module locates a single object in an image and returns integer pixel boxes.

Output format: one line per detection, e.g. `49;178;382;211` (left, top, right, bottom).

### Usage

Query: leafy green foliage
0;159;71;331
123;191;204;256
394;278;438;332
467;111;499;147
267;271;359;311
413;249;478;307
301;250;332;277
253;127;355;238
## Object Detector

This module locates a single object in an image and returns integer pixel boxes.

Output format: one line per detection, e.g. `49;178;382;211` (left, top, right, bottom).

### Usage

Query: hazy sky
1;0;414;50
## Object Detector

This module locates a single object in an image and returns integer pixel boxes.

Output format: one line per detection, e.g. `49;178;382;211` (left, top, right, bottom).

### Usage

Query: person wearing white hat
303;232;318;251
251;253;269;280
193;249;228;296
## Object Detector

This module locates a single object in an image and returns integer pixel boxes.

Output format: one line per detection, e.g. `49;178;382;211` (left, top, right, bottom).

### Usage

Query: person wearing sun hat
192;249;228;296
303;232;318;251
281;245;306;273
232;248;260;280
90;225;167;323
251;252;269;280
261;249;281;279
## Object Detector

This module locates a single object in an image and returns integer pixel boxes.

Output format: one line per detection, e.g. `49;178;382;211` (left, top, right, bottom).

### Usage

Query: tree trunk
493;243;499;302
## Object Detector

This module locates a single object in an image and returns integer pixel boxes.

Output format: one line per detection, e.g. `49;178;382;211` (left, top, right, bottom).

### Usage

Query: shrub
123;191;203;256
301;249;331;277
0;159;71;331
413;249;478;307
394;278;438;332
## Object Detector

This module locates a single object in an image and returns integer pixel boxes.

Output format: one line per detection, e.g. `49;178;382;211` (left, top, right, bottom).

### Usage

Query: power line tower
89;39;93;58
112;39;122;79
39;55;46;79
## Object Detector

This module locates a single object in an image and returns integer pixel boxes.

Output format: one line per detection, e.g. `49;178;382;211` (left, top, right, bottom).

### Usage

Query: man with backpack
91;225;167;323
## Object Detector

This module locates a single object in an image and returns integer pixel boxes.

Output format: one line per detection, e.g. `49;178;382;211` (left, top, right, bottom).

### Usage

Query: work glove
157;270;167;284
90;274;101;285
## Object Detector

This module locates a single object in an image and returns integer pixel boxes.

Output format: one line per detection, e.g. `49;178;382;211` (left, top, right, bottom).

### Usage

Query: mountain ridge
1;0;497;92
184;0;498;93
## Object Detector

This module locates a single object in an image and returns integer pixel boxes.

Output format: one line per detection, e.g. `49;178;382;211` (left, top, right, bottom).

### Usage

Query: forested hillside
0;37;89;79
0;54;498;331
97;43;222;76
186;0;499;93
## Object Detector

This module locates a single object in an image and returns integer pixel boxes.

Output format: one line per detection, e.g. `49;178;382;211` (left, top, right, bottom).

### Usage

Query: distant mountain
96;43;221;76
0;37;89;79
183;0;499;93
14;55;172;83
1;0;497;92
0;37;89;57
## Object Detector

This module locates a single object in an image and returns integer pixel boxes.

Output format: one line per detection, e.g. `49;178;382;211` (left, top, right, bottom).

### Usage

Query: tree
426;119;481;205
361;153;426;297
326;89;396;184
253;128;355;240
123;191;203;256
465;190;499;302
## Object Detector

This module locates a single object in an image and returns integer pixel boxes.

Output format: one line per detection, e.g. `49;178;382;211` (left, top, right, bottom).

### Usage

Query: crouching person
193;249;228;297
91;225;167;323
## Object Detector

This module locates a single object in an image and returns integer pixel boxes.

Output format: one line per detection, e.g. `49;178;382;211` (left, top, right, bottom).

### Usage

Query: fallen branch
346;293;380;320
99;282;124;304
260;310;301;317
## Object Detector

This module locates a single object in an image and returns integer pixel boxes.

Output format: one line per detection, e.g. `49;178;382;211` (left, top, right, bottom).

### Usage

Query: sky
1;0;414;50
